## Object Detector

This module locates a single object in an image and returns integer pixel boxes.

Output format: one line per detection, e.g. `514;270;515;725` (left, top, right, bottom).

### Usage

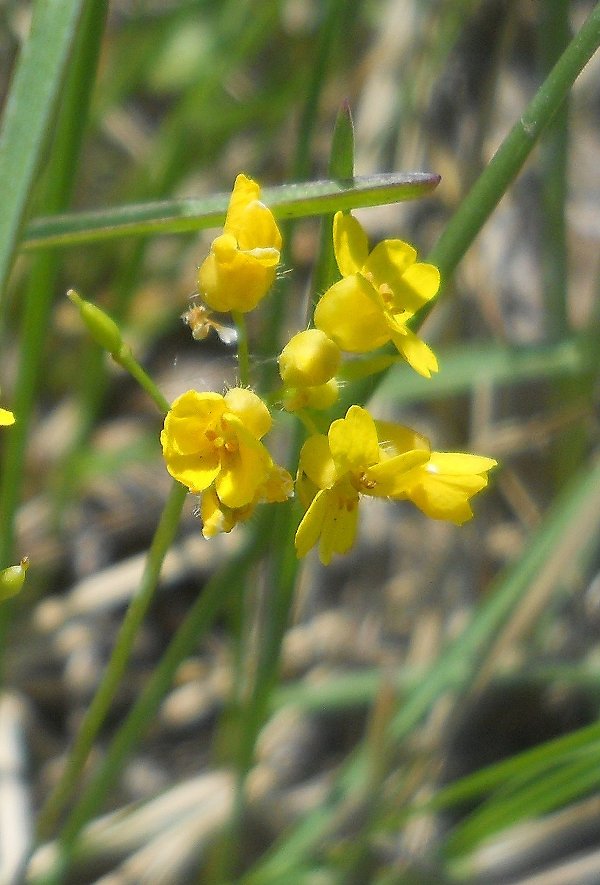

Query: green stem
539;0;571;341
113;344;172;414
422;0;600;297
232;311;250;387
41;507;275;882
0;0;108;571
35;480;188;842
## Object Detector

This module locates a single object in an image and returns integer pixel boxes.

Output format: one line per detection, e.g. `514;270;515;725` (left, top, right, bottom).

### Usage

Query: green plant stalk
292;0;348;183
241;13;600;879
113;345;172;414
41;506;276;883
242;455;600;885
0;0;87;300
539;0;570;341
446;743;600;863
420;0;600;302
35;479;187;842
232;312;250;387
537;1;584;489
216;98;358;881
0;0;108;570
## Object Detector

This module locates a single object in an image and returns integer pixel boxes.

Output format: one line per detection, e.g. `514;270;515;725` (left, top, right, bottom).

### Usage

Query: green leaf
0;0;87;295
21;172;440;250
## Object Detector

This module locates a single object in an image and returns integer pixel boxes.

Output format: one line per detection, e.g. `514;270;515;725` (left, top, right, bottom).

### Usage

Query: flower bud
283;378;339;413
0;557;29;602
278;329;341;388
68;290;123;354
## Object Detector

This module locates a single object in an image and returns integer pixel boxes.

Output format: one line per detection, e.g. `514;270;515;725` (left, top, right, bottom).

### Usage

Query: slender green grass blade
21;173;441;250
344;336;596;403
0;0;109;571
0;0;87;296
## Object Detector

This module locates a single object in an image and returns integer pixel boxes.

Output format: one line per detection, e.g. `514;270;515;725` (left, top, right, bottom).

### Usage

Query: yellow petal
299;434;336;489
364;239;417;290
329;405;380;475
200;487;229;538
409;477;483;524
236;201;282;252
375;420;430;458
365;449;430;497
0;408;15;426
333;211;369;277
427;453;498;475
315;276;390;353
390;328;438;377
400;262;440;306
224;174;261;233
199;248;277;313
318;489;359;565
295;489;329;558
215;419;271;508
163;450;221;494
161;391;224;456
224;387;272;439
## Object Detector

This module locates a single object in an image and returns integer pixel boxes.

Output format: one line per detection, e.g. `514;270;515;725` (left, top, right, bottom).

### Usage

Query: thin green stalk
0;0;87;300
219;97;358;882
0;0;108;571
40;506;275;883
113;345;172;414
539;0;570;341
242;452;600;884
422;0;600;299
232;312;250;387
35;479;188;842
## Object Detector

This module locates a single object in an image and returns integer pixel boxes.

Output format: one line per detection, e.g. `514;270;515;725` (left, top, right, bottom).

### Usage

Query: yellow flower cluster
160;174;497;562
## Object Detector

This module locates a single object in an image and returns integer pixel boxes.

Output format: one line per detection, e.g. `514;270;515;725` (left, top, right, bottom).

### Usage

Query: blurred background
2;1;600;882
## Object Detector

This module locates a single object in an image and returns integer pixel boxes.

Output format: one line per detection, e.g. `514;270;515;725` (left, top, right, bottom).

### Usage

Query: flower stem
35;479;188;842
41;507;274;881
232;311;249;386
113;344;171;414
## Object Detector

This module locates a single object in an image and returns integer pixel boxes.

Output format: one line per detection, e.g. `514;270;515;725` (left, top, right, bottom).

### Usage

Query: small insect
181;298;237;346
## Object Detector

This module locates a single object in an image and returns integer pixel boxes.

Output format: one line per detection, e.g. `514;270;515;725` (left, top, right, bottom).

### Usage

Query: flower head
161;387;275;508
314;212;439;377
295;406;497;564
198;174;282;314
295;406;430;564
0;408;15;426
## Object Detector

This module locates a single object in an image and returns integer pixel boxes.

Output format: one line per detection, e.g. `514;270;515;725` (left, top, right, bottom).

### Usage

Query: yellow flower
295;406;497;564
198;174;282;314
161;387;275;508
314;212;439;377
295;406;430;564
0;408;15;426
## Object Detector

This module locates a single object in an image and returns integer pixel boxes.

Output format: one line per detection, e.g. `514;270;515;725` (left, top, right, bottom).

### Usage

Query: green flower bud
0;557;29;602
68;290;123;354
